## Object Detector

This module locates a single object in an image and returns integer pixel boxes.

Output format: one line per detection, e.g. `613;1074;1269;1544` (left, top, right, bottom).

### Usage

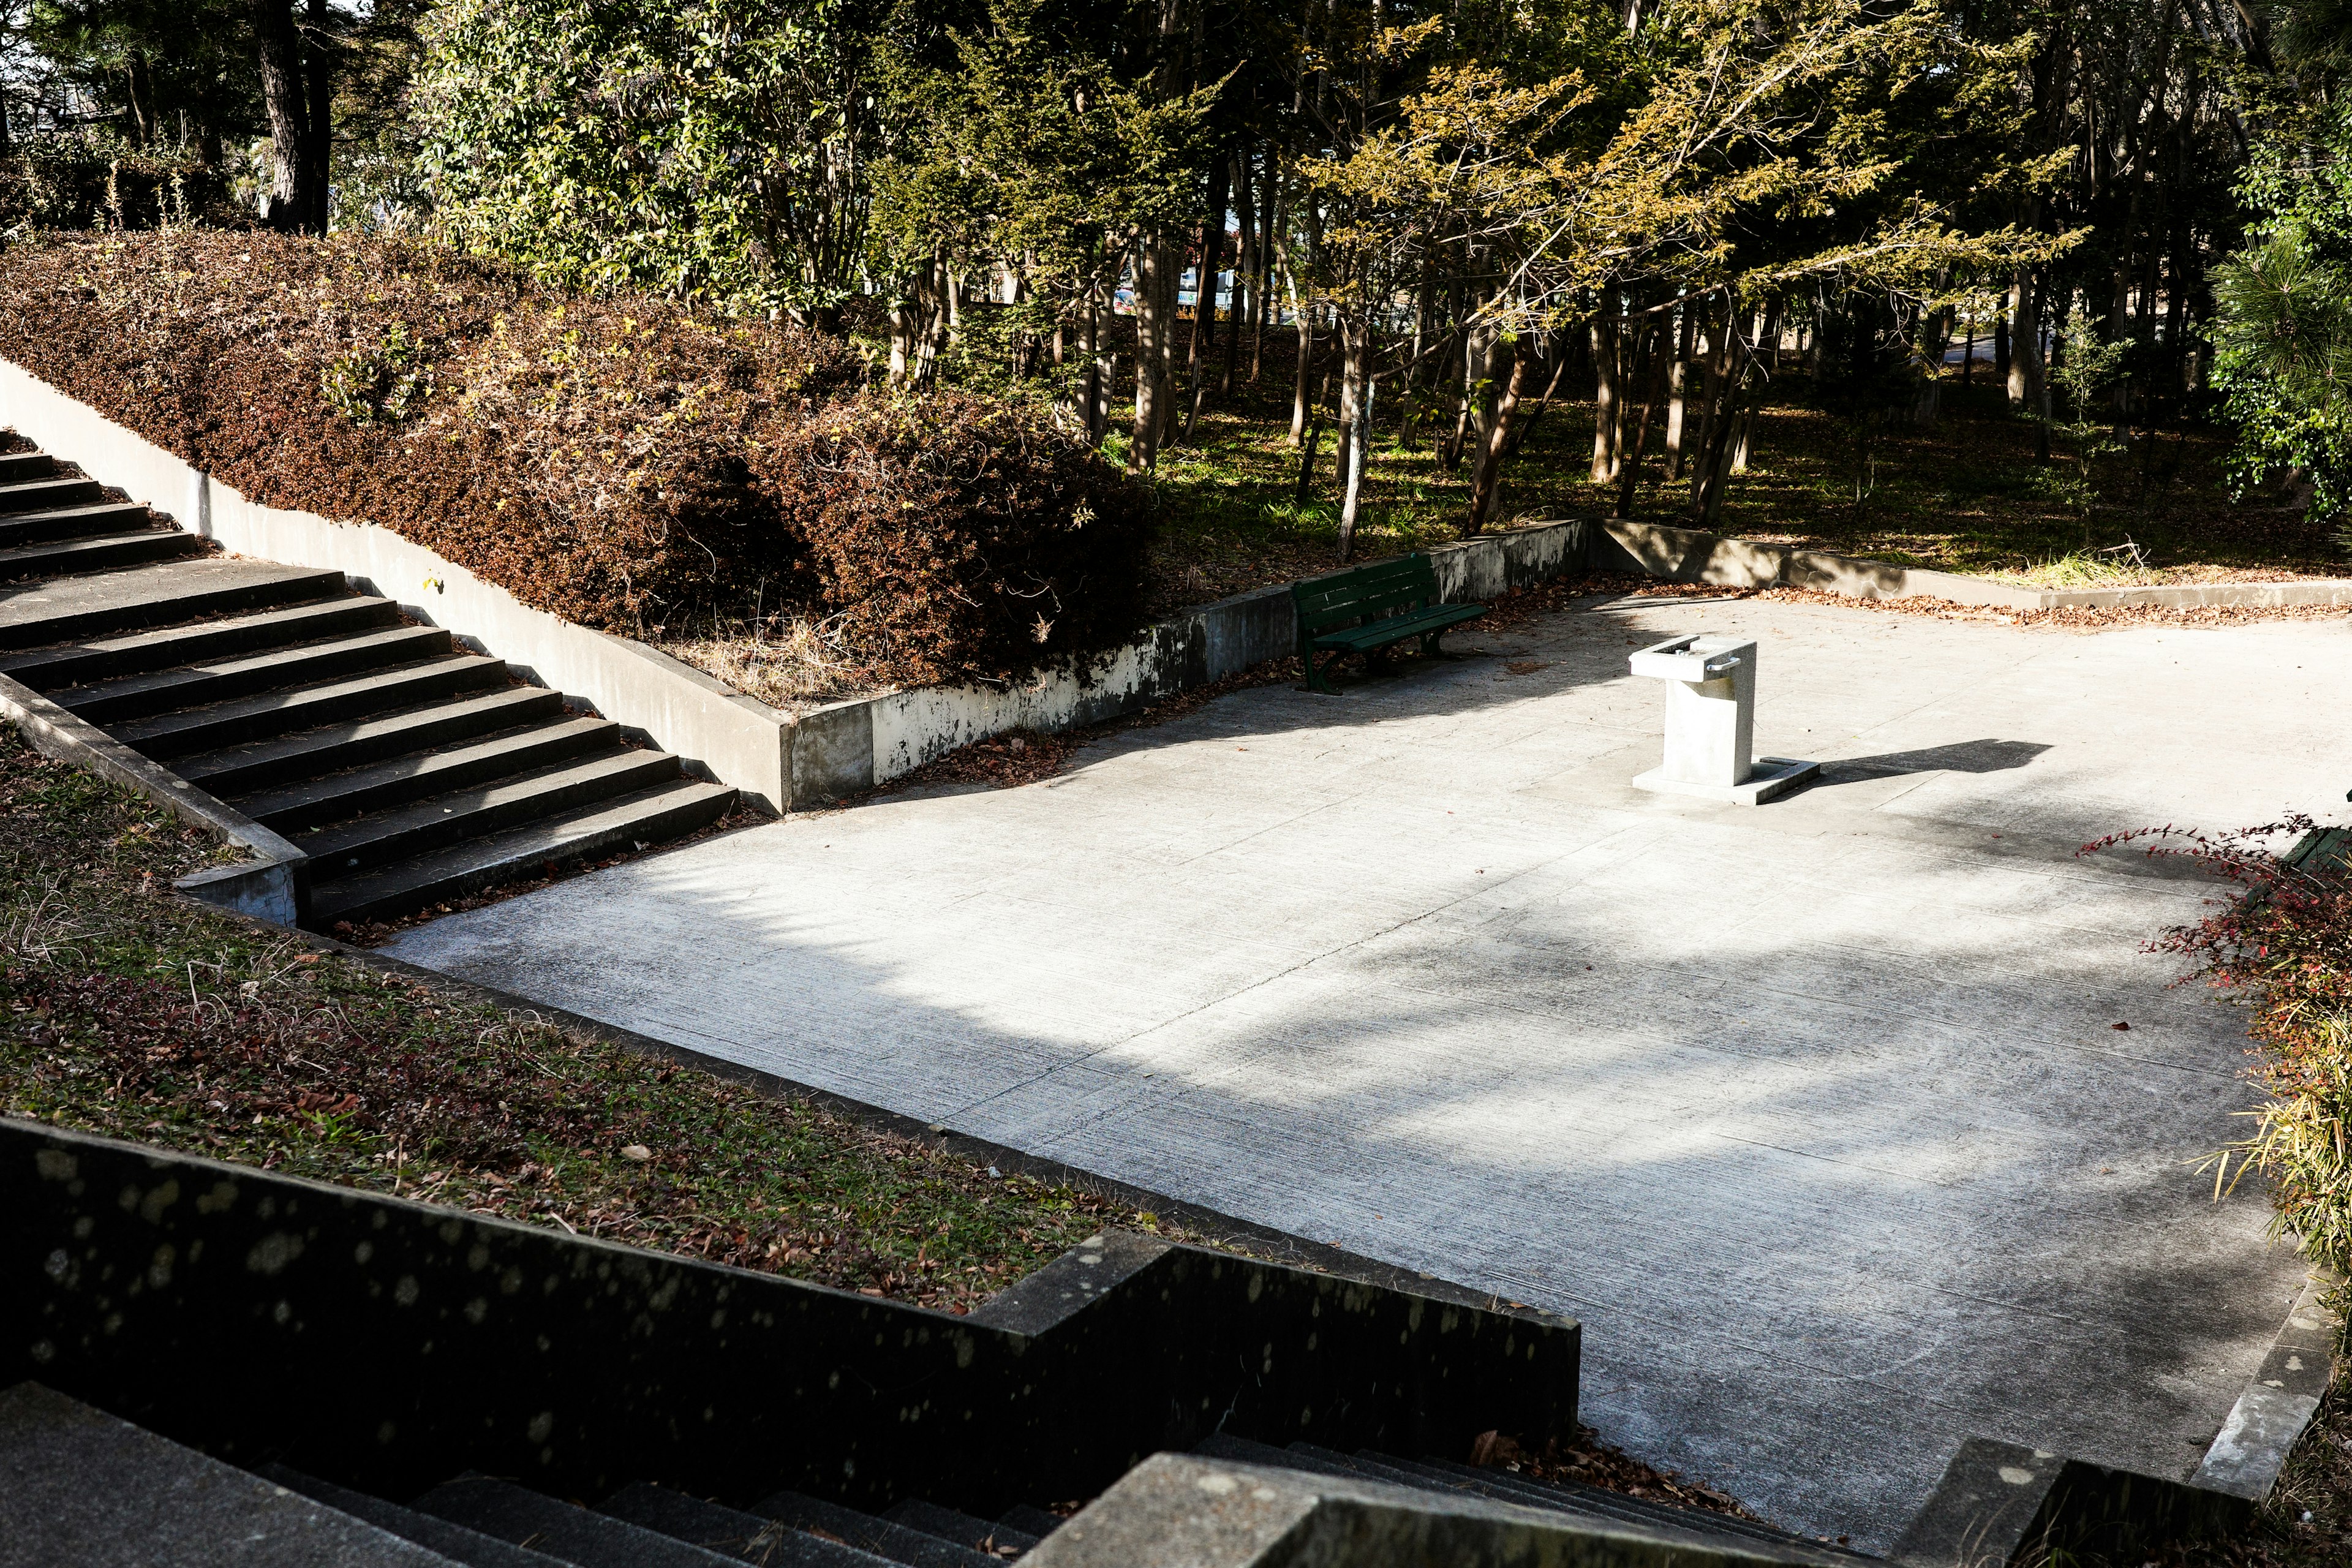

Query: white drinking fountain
1627;633;1819;805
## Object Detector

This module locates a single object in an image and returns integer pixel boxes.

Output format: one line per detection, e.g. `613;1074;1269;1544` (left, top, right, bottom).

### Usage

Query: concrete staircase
0;441;734;929
5;1384;1057;1566
4;1383;1867;1567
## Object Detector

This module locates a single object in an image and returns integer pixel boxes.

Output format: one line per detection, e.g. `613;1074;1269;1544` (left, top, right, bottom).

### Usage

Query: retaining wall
1;1118;1578;1514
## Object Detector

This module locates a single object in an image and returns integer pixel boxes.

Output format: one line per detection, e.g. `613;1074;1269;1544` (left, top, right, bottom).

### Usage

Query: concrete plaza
386;592;2343;1547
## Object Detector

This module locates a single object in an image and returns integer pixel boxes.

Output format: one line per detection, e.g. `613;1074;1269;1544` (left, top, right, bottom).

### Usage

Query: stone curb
2193;1272;2347;1499
1591;516;2352;611
0;671;308;925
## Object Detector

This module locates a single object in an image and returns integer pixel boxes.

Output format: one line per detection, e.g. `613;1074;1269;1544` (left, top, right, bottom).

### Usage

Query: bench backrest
1292;552;1444;635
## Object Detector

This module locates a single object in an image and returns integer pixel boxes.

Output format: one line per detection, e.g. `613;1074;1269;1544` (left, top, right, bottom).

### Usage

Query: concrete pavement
385;592;2345;1547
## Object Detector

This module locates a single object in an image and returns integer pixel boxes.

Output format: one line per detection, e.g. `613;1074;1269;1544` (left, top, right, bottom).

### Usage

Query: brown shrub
763;390;1156;685
0;231;1155;685
0;230;860;628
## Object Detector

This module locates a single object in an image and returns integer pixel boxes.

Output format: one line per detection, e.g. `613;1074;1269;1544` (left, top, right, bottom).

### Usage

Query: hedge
0;232;1150;685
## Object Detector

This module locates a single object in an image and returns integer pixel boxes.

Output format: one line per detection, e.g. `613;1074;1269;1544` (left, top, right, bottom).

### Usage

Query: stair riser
311;785;733;925
240;723;619;832
305;754;684;881
0;531;200;581
0;569;348;651
58;628;456;724
0;599;400;691
176;692;568;795
118;663;510;760
0;478;102;514
0;453;55;481
0;505;151;548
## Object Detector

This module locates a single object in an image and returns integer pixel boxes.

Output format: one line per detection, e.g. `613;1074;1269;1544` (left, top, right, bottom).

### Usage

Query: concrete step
53;623;454;724
307;776;734;927
0;500;151;549
882;1499;1040;1556
0;558;347;650
0;526;201;580
0;473;102;513
108;653;510;759
993;1506;1065;1540
0;592;398;690
600;1482;894;1566
297;747;684;879
230;715;621;832
0;449;55;482
1387;1453;1871;1559
412;1474;741;1567
262;1466;571;1568
176;687;567;797
0;1381;460;1566
752;1491;1001;1568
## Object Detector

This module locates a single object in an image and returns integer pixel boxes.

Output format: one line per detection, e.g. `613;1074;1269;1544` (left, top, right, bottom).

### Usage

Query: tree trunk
1616;323;1670;519
1336;319;1373;561
1691;337;1746;529
1130;234;1178;472
1664;304;1695;479
303;0;333;233
1465;340;1533;535
251;0;318;233
2007;273;2040;412
1588;322;1620;482
1221;144;1250;397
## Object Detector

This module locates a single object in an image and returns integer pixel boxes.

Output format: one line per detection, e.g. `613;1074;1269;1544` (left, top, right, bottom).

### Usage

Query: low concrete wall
790;518;1596;801
0;672;307;925
1589;517;2352;612
0;359;796;813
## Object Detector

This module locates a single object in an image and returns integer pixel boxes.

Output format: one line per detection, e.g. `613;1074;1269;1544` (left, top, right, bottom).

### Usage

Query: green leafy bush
0;132;235;233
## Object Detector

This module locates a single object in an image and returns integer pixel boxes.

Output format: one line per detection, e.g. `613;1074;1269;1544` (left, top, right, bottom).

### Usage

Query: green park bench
1292;551;1486;695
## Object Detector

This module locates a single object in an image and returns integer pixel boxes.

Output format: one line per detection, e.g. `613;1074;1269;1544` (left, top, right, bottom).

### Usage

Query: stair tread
0;1382;459;1566
54;623;451;717
599;1482;894;1566
992;1506;1065;1539
230;715;619;828
753;1491;1002;1568
296;746;679;865
1395;1453;1869;1556
0;592;394;685
0;500;146;542
0;450;53;477
175;686;564;789
0;475;100;511
109;652;506;746
413;1474;739;1567
882;1499;1039;1555
307;777;733;926
0;558;345;647
263;1466;571;1568
0;527;199;578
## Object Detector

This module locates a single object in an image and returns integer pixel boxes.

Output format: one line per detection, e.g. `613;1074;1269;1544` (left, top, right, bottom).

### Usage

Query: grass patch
1127;339;2340;609
0;723;1179;1311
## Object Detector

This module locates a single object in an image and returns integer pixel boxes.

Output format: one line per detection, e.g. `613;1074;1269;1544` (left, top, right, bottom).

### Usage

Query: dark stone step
297;747;683;880
0;559;347;650
109;653;509;759
231;715;620;832
0;473;101;513
0;592;395;690
262;1466;571;1568
0;449;55;481
306;777;734;927
598;1482;894;1566
177;686;565;796
752;1491;1001;1568
992;1506;1065;1540
0;500;151;549
411;1474;741;1567
1395;1453;1872;1559
54;623;453;724
0;526;201;580
882;1499;1039;1556
0;1381;458;1566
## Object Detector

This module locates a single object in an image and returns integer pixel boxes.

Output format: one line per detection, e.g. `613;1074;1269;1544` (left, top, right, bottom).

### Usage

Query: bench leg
1419;630;1445;658
1305;647;1340;695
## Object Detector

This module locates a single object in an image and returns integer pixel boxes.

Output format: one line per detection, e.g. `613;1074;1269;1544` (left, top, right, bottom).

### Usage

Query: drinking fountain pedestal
1627;633;1819;805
